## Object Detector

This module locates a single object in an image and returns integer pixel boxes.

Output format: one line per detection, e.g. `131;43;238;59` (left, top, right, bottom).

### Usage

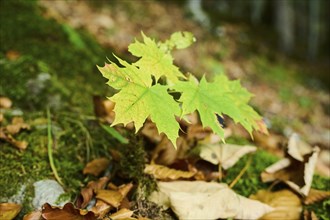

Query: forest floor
0;0;329;220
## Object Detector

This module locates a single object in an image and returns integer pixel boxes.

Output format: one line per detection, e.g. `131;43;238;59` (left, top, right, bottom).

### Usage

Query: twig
229;155;252;188
47;107;64;185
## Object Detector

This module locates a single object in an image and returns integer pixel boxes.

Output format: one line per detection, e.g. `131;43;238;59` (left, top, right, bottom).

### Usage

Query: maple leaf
160;31;196;51
128;32;185;83
173;74;262;140
98;56;181;147
99;32;265;148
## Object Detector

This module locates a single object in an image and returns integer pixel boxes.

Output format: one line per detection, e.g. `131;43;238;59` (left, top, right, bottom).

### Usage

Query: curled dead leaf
23;210;42;220
109;208;134;219
118;182;133;198
83;158;110;176
303;210;319;220
140;121;164;143
149;181;273;220
93;96;116;124
0;96;12;109
261;134;320;196
0;129;28;150
304;188;330;205
253;131;284;157
151;136;189;166
90;200;111;219
5;50;21;61
6;117;30;135
42;203;96;220
76;176;109;209
0;203;22;220
144;164;195;180
95;190;123;208
23;210;41;220
250;189;302;220
191;143;257;169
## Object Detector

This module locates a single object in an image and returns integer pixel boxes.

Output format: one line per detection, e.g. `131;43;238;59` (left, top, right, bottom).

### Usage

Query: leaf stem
229;155;252;188
47;107;64;185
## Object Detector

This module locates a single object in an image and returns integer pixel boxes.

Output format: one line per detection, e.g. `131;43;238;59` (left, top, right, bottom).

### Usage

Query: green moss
305;175;330;220
0;0;113;113
224;150;279;197
225;136;252;145
0;0;117;211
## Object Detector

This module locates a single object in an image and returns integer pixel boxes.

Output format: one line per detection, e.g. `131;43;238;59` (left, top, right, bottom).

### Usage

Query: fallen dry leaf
255;119;269;135
303;210;319;220
140;121;164;143
5;50;21;61
144;164;195;180
93;96;116;124
0;113;3;123
250;189;302;220
0;96;12;109
83;158;110;176
118;182;133;198
76;176;109;209
23;210;42;220
119;197;131;210
6;117;30;135
304;188;330;205
151;136;189;166
90;200;111;219
0;129;28;150
253;131;285;157
191;143;257;169
95;189;123;208
0;203;22;220
190;160;221;181
261;134;320;196
149;181;273;220
109;208;134;220
41;203;96;220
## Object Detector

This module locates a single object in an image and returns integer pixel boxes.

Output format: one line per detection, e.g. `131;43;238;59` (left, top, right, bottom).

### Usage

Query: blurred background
0;0;329;217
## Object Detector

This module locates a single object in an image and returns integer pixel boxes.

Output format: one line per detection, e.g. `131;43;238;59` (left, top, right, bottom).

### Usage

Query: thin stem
62;116;93;162
47;107;64;185
229;155;252;188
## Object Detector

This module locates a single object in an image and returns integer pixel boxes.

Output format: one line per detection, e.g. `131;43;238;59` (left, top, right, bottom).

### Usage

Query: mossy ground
0;0;329;219
0;0;119;215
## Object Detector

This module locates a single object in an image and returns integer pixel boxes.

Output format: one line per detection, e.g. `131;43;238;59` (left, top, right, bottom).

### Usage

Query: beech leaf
95;190;123;208
144;164;195;180
41;203;96;220
149;181;273;220
0;203;21;220
191;143;257;169
250;189;302;220
261;134;320;196
109;208;134;220
83;158;110;176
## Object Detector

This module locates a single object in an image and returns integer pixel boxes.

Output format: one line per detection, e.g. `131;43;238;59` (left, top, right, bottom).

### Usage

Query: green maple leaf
98;32;265;148
173;74;262;140
98;56;181;147
128;32;185;83
160;31;196;51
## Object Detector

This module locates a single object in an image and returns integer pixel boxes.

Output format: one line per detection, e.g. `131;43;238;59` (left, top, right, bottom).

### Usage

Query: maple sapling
98;31;267;148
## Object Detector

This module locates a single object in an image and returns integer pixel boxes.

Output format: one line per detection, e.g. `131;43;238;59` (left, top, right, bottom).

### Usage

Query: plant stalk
47;107;64;185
